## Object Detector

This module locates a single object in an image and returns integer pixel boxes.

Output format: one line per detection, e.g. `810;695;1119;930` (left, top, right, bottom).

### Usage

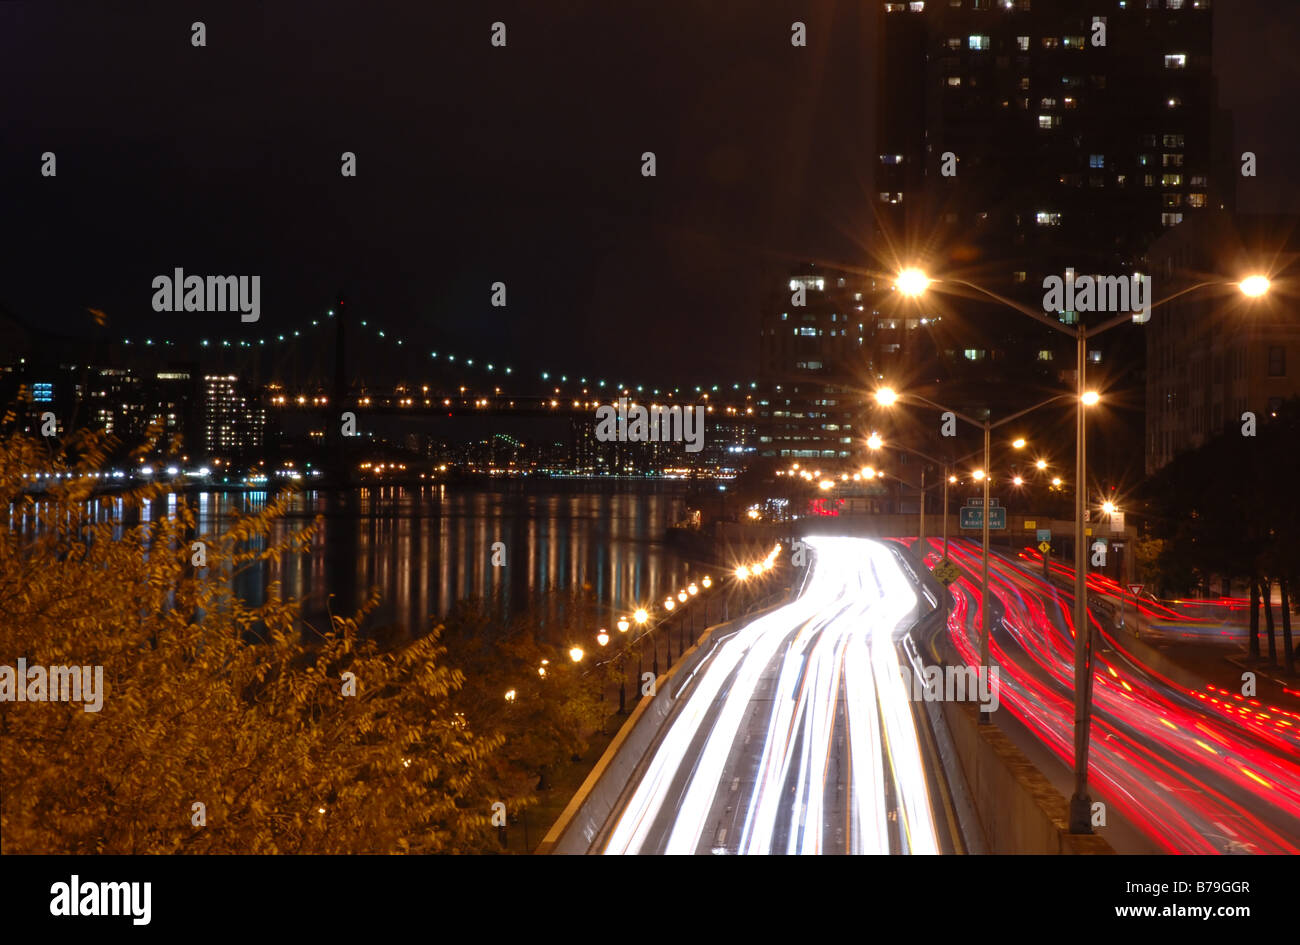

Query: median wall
537;594;793;854
941;699;1113;855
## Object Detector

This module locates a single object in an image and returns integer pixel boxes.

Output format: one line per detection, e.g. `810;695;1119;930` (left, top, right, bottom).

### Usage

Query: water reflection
220;485;697;640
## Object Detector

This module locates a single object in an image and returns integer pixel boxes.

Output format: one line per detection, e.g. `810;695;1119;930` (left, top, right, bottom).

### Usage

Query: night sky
2;0;1296;386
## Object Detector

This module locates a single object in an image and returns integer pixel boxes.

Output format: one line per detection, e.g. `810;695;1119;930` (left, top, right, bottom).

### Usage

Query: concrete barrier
941;699;1112;854
537;594;793;854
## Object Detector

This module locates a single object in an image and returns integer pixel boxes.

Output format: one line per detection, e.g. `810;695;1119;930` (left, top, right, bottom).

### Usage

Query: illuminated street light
735;565;750;580
664;598;675;610
505;689;517;702
677;591;688;603
597;629;610;646
1081;390;1100;406
819;480;834;490
1102;500;1117;516
569;646;584;663
895;268;931;297
1035;459;1048;470
701;576;712;589
1012;438;1027;449
617;617;631;633
874;387;899;406
1052;476;1063;487
634;608;649;625
688;583;698;596
1239;274;1271;298
867;432;884;450
972;469;985;482
1013;476;1024;486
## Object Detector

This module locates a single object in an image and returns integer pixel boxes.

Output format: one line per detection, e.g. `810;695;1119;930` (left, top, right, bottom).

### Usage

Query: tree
0;424;504;853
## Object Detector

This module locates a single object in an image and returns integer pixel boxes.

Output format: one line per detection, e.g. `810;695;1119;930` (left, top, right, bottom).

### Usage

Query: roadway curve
599;536;949;855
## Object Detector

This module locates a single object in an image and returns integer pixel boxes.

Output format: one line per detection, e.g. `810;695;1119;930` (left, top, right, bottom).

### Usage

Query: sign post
1125;584;1144;637
1037;528;1051;579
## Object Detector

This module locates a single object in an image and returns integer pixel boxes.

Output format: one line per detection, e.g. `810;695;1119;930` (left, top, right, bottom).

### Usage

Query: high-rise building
757;265;875;460
874;0;1228;480
203;374;266;457
1143;211;1300;474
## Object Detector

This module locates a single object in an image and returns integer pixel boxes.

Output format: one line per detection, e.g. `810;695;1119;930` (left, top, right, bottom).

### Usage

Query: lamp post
876;386;1073;721
892;266;1271;832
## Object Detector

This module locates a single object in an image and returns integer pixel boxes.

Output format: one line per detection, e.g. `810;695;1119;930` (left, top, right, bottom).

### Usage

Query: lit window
1060;310;1077;325
1088;350;1102;363
1167;0;1184;8
963;349;986;361
969;35;990;50
1040;96;1057;108
1163;193;1182;207
1162;133;1184;148
1063;36;1085;49
1186;193;1206;207
1037;350;1053;361
1161;173;1182;186
879;154;904;164
1035;211;1061;225
1167;96;1181;108
947;37;963;50
1038;115;1059;129
947;76;963;86
1013;271;1027;283
1164;54;1186;69
1089;154;1105;168
1161;212;1184;226
1063;96;1076;109
1016;36;1029;51
1042;37;1058;49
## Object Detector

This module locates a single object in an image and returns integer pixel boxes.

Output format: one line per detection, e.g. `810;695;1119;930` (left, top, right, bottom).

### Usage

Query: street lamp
597;629;609;647
1239;274;1270;298
569;647;584;663
617;617;630;633
898;266;1270;833
876;385;1075;714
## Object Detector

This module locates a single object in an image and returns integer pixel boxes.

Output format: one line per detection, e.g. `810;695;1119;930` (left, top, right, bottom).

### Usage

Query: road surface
599;536;953;855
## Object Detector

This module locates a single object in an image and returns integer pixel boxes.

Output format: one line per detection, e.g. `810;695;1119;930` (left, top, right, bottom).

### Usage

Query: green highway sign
959;504;1006;530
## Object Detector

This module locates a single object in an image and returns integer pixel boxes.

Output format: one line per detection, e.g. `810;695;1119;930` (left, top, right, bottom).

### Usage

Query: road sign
1127;583;1144;597
1037;541;1051;554
931;558;961;586
959;505;1006;529
1036;528;1051;542
1024;519;1036;530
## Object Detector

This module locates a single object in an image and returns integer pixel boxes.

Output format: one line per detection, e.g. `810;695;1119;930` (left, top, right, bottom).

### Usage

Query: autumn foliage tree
0;423;505;853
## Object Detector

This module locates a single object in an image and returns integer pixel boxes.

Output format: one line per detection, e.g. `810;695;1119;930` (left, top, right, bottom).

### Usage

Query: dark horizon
3;0;1297;387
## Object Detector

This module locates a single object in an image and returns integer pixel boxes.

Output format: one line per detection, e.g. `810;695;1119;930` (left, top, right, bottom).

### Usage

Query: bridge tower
326;291;352;486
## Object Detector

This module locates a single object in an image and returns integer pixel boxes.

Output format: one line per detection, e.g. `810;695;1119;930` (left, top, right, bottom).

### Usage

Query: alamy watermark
594;397;706;453
1042;271;1151;324
899;663;999;713
50;875;151;925
0;659;104;712
151;268;260;322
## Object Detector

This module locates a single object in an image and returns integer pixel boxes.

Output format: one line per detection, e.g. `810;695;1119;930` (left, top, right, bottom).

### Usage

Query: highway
598;536;951;855
918;536;1300;854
